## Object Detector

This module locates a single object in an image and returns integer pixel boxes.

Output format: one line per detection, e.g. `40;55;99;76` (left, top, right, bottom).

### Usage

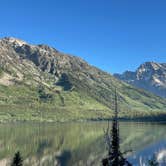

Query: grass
0;81;165;122
0;83;112;122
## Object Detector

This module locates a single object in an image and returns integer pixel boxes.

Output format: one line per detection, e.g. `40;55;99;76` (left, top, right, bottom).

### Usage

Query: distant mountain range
0;37;165;122
114;62;166;98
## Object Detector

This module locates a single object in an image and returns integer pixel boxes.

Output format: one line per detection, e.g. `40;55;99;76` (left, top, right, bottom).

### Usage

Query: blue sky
0;0;166;73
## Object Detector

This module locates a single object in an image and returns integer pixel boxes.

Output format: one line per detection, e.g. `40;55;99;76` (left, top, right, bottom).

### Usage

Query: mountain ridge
114;62;166;98
0;37;165;122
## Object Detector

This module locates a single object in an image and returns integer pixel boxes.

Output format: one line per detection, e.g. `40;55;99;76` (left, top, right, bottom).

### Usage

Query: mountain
0;37;165;122
114;62;166;98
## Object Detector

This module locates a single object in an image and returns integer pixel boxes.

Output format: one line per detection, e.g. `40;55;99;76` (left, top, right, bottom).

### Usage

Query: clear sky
0;0;166;73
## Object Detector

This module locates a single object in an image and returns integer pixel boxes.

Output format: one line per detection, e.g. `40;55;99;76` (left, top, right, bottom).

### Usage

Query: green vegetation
11;151;23;166
0;83;111;122
37;85;54;102
0;80;165;122
0;67;3;77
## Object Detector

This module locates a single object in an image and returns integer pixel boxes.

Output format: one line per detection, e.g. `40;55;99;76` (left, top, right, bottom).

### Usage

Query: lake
0;122;165;166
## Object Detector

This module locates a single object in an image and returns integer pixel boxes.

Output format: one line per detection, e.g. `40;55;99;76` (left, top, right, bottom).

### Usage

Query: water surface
0;122;165;166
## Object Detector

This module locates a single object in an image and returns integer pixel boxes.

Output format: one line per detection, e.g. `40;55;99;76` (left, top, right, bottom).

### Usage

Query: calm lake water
0;122;165;166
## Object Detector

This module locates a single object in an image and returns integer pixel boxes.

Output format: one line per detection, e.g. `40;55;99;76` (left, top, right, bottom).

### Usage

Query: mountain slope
0;37;165;122
114;62;166;98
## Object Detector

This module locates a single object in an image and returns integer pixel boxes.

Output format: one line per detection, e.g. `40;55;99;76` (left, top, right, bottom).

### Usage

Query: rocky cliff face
0;37;165;121
0;37;102;85
114;62;166;98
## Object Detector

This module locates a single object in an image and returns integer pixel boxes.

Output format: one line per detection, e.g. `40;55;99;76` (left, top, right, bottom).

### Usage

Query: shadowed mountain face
0;37;165;121
114;62;166;98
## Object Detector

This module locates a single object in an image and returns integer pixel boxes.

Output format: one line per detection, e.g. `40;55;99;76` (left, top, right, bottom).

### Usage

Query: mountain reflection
0;122;165;166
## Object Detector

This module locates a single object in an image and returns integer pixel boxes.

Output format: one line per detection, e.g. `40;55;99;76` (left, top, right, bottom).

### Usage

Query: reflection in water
0;122;165;165
157;149;166;164
56;150;71;166
129;139;166;166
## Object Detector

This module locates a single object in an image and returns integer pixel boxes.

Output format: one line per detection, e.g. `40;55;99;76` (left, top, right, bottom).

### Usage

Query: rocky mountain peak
114;62;166;98
0;37;28;47
137;62;162;73
37;44;58;53
0;37;92;80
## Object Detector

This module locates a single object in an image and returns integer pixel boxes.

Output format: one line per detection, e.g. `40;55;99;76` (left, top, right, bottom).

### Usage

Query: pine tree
11;151;23;166
102;89;132;166
148;155;159;166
